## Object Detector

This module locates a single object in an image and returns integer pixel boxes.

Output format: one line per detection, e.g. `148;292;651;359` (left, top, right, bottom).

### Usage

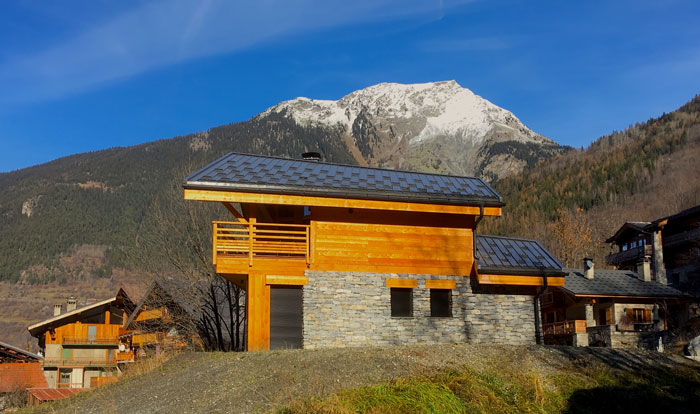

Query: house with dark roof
541;259;689;349
184;152;565;350
606;205;700;295
0;341;47;409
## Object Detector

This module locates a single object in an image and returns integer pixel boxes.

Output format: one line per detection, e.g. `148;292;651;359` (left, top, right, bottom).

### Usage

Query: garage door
270;286;303;349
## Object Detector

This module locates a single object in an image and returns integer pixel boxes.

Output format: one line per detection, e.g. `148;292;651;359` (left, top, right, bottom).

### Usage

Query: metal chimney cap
301;151;321;161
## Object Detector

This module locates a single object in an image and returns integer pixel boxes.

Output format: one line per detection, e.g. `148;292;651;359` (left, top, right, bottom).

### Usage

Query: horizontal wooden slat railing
62;336;119;346
213;221;310;266
543;320;587;336
43;357;117;367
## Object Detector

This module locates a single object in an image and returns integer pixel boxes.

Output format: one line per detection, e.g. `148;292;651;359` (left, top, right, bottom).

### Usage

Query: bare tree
132;167;246;351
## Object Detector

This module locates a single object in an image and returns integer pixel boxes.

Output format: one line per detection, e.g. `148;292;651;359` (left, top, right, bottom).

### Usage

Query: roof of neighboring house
0;362;48;392
0;341;42;363
560;269;689;298
605;222;651;244
27;387;87;402
184;152;504;207
124;280;194;330
649;204;700;229
476;235;565;276
27;289;134;337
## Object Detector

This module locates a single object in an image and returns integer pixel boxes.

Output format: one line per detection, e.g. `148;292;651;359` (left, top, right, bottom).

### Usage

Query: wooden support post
212;222;218;265
246;272;270;351
248;205;256;267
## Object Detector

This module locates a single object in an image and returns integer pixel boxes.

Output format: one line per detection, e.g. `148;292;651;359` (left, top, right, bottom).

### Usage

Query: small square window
430;289;452;317
391;288;412;317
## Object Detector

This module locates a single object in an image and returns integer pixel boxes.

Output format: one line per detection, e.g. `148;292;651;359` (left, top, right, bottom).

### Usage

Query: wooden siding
45;322;121;346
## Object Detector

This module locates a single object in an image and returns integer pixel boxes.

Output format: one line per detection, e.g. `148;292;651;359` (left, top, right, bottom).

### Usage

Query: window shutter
644;309;652;323
626;308;633;322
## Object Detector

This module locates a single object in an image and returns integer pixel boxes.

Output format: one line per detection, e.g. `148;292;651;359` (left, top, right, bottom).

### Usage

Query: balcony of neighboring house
61;336;119;347
663;227;700;248
606;244;652;267
116;349;134;363
543;320;587;336
42;357;118;367
212;221;310;274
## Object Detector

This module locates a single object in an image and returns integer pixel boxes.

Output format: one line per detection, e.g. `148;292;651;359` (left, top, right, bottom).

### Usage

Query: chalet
541;258;689;349
606;205;700;295
183;152;565;351
27;291;135;389
122;280;197;355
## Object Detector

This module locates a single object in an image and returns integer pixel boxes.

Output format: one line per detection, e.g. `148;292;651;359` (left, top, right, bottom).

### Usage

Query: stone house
184;152;565;351
541;258;689;349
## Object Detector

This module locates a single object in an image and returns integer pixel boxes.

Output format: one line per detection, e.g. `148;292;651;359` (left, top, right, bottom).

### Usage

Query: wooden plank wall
45;322;121;345
311;208;475;276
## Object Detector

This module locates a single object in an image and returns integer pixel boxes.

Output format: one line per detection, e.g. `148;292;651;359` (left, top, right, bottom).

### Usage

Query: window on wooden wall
430;289;452;317
390;288;412;317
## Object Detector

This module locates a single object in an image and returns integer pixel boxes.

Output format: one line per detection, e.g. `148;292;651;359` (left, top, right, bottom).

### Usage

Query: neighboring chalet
0;341;47;409
27;291;135;389
541;258;689;349
606;205;700;295
183;152;565;351
122;281;196;355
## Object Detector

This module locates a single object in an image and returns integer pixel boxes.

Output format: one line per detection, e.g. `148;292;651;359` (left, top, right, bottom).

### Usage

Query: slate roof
184;152;504;207
0;363;48;392
0;341;42;363
476;235;565;276
561;269;689;298
605;222;651;243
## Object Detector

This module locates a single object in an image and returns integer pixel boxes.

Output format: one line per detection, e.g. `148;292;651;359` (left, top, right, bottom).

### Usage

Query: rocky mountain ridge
262;80;566;180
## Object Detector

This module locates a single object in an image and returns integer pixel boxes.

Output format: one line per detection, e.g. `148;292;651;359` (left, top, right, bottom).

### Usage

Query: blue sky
1;0;699;172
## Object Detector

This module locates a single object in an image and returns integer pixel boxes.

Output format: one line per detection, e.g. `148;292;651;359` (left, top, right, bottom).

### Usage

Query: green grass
280;361;700;414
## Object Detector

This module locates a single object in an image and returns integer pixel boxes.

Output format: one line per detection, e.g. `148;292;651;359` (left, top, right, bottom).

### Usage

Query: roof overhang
184;187;503;216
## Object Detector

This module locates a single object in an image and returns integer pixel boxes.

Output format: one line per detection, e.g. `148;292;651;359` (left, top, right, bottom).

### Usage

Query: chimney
53;304;62;316
301;151;321;162
637;256;652;282
583;257;594;280
66;296;77;312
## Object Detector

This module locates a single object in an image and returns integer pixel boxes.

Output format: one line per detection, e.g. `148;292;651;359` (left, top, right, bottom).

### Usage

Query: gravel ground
23;344;699;414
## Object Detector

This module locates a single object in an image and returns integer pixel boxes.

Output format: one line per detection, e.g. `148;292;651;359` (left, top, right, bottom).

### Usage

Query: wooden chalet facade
606;205;700;295
27;291;135;389
184;152;565;351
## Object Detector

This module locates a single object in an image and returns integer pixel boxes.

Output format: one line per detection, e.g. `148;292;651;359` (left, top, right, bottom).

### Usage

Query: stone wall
302;271;535;349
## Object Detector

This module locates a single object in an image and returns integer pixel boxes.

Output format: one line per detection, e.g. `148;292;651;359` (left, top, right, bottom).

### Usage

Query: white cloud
0;0;473;104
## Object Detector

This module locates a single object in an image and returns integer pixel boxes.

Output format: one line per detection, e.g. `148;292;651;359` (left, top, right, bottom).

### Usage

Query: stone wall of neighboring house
302;271;535;349
613;303;656;331
587;324;665;350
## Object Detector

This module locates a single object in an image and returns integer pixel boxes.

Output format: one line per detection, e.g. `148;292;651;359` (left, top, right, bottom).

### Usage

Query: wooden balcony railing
62;336;119;346
116;350;134;362
543;320;587;336
606;245;652;267
43;357;117;367
663;227;700;247
213;221;310;265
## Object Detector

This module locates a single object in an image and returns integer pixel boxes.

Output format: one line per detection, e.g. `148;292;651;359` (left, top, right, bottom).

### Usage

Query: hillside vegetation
484;94;700;267
19;344;700;414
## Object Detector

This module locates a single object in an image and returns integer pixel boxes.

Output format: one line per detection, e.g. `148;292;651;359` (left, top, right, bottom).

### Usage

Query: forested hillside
484;95;700;267
0;112;354;283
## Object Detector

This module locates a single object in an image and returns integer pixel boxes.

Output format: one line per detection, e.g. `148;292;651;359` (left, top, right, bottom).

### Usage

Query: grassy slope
20;344;700;414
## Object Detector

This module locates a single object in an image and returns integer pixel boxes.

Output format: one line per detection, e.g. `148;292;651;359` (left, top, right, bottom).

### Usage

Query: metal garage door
270;286;303;350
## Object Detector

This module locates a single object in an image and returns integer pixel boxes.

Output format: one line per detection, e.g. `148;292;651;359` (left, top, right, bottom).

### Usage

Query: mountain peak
259;81;563;180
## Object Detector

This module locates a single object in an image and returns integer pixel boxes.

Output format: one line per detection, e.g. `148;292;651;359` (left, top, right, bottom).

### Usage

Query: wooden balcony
543;320;587;336
212;221;310;274
116;350;134;362
43;357;117;367
62;336;119;346
663;227;700;247
606;245;652;267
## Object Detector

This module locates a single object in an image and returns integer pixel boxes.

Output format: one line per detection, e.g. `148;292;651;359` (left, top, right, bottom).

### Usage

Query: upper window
430;289;452;317
390;288;412;317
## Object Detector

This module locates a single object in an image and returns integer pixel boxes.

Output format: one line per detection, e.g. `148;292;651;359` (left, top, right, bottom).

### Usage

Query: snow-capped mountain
258;81;565;181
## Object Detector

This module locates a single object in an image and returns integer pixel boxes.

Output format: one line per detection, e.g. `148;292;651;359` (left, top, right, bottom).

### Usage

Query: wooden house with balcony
606;205;700;294
27;290;135;389
184;152;566;351
541;259;689;349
